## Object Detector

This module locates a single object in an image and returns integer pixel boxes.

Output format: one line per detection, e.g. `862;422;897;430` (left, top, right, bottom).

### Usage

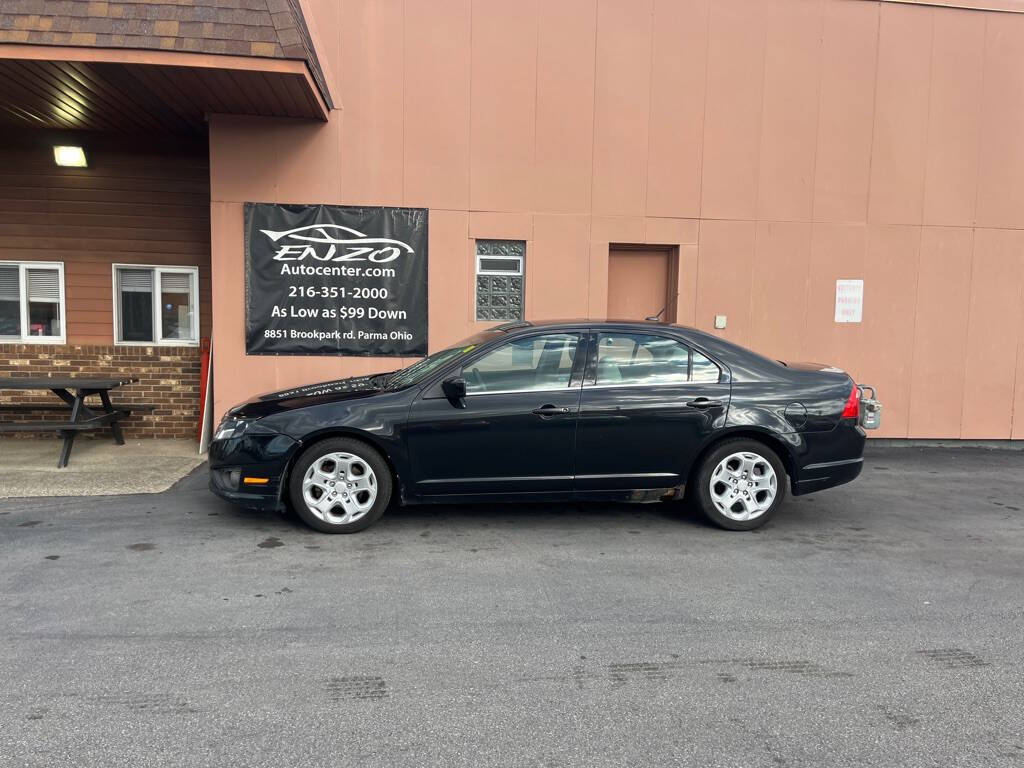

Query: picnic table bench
0;377;140;468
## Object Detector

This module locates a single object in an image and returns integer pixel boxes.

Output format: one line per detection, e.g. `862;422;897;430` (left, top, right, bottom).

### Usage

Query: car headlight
214;418;255;441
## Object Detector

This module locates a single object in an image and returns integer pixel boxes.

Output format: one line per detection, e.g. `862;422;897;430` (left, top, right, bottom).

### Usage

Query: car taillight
841;383;859;420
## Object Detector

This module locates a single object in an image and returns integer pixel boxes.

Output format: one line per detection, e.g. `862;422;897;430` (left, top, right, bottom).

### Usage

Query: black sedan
209;320;877;532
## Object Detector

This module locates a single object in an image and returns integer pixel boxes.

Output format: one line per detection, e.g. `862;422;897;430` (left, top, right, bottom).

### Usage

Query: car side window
595;333;690;386
462;333;580;394
690;350;721;383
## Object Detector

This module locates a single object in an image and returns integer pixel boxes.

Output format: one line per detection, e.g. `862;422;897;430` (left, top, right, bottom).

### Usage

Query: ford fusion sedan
209;320;878;533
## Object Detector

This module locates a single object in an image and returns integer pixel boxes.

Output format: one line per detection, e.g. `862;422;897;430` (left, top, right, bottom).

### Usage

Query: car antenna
645;307;666;322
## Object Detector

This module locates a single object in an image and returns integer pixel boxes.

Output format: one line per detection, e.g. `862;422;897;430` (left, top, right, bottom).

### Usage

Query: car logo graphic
261;224;415;263
262;225;413;249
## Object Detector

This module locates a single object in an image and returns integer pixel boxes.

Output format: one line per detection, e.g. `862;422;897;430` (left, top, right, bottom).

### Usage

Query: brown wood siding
0;130;210;345
0;59;327;135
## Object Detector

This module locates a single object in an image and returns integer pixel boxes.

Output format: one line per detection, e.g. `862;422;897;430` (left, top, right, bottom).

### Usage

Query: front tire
693;439;786;531
288;437;392;533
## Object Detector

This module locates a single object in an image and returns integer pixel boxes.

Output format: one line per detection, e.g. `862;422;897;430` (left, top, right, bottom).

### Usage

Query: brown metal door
607;247;674;321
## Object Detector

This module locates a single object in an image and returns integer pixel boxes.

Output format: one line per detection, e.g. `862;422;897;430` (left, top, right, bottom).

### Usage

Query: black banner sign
244;203;428;356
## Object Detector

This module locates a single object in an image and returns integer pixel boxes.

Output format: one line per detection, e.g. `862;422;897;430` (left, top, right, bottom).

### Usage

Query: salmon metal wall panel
591;0;654;217
813;0;879;223
675;243;699;327
534;0;598;215
756;0;823;223
1014;305;1024;439
426;209;471;351
644;217;699;246
858;225;921;438
748;221;812;363
922;8;984;227
695;219;756;344
205;115;278;204
469;0;538;212
586;241;610;318
530;215;591;320
339;0;405;206
975;12;1024;229
273;118;343;206
908;226;972;438
804;223;867;377
868;2;933;225
700;0;767;221
403;0;471;211
646;0;710;219
210;201;252;416
961;228;1024;438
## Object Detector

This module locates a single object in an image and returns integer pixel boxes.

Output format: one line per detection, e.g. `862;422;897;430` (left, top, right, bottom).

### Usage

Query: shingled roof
0;0;332;108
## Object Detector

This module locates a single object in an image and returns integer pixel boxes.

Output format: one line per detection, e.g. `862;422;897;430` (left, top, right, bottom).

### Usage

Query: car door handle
686;397;723;409
532;405;571;416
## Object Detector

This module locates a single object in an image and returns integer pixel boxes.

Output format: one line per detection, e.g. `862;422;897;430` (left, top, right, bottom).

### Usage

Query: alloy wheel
709;451;777;521
301;451;378;525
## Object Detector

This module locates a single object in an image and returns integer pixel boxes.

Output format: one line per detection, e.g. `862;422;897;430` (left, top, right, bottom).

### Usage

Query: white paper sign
835;279;864;323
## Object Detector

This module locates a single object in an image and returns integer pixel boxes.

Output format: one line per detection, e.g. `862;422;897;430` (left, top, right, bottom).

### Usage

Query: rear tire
288;437;392;533
693;438;787;531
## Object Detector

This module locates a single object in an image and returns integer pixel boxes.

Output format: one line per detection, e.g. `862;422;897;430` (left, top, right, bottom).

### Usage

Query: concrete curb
866;438;1024;450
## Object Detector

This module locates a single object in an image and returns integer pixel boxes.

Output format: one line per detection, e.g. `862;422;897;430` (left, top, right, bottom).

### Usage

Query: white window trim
475;252;524;276
0;260;66;344
112;263;200;347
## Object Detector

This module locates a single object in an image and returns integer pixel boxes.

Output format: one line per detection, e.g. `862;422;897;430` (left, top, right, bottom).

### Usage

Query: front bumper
208;430;298;510
209;471;284;511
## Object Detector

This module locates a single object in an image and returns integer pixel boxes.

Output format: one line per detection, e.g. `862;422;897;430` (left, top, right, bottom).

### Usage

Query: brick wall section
0;343;201;439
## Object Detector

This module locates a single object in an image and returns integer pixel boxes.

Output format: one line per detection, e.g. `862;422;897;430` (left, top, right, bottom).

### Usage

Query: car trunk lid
777;360;847;374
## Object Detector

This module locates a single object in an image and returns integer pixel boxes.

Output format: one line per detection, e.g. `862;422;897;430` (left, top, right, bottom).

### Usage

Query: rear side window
594;333;689;385
690;350;722;383
593;333;721;385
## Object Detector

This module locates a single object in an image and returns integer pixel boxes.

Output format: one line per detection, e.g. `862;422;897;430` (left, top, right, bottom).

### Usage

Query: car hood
227;374;392;419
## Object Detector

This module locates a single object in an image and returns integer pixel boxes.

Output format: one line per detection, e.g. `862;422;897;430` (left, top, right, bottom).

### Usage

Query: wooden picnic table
0;376;139;468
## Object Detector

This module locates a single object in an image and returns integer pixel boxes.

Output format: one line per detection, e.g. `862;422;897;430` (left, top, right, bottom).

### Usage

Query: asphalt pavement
1;447;1022;767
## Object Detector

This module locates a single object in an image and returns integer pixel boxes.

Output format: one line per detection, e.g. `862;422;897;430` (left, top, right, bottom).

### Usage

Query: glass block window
475;240;525;322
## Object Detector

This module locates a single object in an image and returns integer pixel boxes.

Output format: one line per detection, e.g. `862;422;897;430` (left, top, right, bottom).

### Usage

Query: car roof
492;318;694;333
490;319;745;362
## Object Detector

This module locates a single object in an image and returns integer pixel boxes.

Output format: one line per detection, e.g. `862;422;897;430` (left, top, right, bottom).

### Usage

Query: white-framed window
475;239;525;321
112;264;199;345
0;261;66;344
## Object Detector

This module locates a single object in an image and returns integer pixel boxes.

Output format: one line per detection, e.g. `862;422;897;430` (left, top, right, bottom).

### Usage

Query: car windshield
385;331;497;391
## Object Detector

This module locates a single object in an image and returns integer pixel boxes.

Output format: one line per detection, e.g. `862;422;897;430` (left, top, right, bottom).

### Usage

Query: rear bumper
792;456;863;494
792;422;866;495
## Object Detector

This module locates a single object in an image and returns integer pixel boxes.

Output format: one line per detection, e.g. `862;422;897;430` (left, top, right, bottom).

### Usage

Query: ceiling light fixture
53;146;87;168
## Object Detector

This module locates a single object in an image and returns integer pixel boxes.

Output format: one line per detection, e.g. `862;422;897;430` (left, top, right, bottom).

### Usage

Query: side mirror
441;377;467;403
